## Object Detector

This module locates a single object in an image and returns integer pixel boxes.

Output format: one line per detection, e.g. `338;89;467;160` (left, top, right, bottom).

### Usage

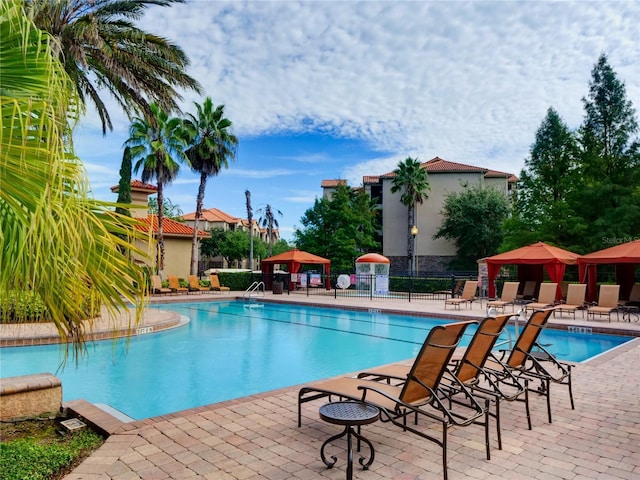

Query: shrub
0;291;51;323
0;428;104;480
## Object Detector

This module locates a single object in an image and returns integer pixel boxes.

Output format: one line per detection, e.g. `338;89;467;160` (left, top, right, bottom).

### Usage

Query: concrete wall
1;373;62;421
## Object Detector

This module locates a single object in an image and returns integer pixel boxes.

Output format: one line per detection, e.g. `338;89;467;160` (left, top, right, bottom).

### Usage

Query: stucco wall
382;172;485;259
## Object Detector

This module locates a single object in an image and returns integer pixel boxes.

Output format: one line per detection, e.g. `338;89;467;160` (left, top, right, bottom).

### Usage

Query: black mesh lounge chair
490;309;574;423
298;320;490;480
357;314;529;450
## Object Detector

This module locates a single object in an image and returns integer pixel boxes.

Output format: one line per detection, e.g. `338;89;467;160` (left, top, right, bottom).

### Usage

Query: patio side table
319;401;380;480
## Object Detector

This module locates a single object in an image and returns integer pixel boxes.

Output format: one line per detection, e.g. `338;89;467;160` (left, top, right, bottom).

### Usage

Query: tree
1;0;146;355
434;185;510;269
200;228;267;268
147;196;183;220
258;204;283;257
580;53;639;179
390;157;430;272
27;0;201;135
294;184;380;272
126;104;187;273
115;147;133;217
573;53;640;251
245;190;254;271
183;98;238;275
502;107;580;250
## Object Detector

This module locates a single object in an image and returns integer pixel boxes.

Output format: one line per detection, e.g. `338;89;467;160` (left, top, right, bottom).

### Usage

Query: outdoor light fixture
411;225;419;275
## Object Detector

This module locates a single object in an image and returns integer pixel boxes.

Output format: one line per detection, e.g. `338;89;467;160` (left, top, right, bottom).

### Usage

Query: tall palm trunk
407;206;413;272
246;190;253;271
156;183;165;274
190;171;207;275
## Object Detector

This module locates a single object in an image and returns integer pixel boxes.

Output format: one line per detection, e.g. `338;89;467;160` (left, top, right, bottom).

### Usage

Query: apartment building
322;156;516;273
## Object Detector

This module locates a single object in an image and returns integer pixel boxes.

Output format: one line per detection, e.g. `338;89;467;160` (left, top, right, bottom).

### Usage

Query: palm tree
1;0;147;356
126;103;187;273
183;98;238;276
258;205;283;257
245;190;254;271
390;157;430;272
27;0;201;134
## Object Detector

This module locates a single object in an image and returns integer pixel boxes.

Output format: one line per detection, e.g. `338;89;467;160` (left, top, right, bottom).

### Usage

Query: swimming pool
0;301;632;420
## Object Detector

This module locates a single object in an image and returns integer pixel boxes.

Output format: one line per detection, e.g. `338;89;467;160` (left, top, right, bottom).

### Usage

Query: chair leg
484;399;491;460
567;366;575;410
442;423;448;480
494;399;502;450
545;378;552;423
524;381;532;430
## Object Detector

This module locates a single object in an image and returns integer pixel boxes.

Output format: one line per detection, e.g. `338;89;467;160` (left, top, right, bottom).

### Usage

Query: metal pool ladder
243;281;266;304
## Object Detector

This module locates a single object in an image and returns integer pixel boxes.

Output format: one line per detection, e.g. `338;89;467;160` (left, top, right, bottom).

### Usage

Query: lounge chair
553;284;587;319
444;280;478;310
188;275;209;294
209;274;230;292
516;280;537;302
621;283;640;307
587;284;620;322
524;282;557;312
358;314;529;450
434;279;464;299
490;309;573;423
486;282;519;312
151;275;171;295
298;320;490;480
167;275;188;294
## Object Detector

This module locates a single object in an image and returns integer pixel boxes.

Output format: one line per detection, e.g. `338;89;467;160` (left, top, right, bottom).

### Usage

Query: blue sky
74;1;640;241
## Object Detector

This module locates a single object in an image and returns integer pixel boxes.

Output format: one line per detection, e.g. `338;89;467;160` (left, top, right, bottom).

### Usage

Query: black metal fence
261;272;478;302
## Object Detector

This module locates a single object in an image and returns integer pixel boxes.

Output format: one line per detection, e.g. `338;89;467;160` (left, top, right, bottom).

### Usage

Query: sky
74;0;640;241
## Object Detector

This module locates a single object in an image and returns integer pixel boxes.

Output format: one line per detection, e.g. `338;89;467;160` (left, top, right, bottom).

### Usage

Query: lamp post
410;225;419;276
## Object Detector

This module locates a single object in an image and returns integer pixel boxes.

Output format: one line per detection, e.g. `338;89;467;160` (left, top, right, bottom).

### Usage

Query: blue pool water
0;301;632;420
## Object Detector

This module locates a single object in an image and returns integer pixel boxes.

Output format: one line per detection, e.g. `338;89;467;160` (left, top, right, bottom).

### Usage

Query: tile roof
136;215;208;238
110;180;158;193
363;176;381;184
182;207;242;223
378;156;514;179
321;179;347;188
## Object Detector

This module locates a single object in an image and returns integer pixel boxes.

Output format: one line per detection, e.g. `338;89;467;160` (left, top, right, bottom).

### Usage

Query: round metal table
318;401;380;480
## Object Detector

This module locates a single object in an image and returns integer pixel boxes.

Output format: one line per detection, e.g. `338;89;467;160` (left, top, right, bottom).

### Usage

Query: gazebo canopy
485;242;579;300
355;253;390;264
261;249;331;289
578;240;640;301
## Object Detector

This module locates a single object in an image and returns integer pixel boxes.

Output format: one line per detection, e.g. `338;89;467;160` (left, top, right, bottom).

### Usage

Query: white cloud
139;0;638;176
72;0;639;241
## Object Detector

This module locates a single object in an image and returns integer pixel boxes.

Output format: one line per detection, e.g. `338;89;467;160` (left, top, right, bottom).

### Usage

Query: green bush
0;429;103;480
0;291;51;323
216;272;256;291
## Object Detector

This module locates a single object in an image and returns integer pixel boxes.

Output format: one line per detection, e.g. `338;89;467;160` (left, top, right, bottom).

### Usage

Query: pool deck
3;291;640;479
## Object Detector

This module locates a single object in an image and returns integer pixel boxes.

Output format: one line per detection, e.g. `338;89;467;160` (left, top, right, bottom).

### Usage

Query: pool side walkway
3;292;640;479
